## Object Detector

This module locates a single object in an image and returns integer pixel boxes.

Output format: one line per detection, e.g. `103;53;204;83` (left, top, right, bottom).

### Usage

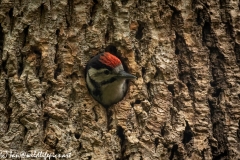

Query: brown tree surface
0;0;240;159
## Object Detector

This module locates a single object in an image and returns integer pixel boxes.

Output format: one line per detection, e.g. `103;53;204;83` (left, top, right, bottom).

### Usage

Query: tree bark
0;0;240;159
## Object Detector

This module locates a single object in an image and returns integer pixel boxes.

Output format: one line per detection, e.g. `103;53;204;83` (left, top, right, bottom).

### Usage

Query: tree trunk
0;0;239;159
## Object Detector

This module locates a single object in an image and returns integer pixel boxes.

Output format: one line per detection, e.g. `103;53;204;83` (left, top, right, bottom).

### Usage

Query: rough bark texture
0;0;240;160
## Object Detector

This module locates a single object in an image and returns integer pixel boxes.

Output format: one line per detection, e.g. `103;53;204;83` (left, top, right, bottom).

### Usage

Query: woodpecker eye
104;70;110;75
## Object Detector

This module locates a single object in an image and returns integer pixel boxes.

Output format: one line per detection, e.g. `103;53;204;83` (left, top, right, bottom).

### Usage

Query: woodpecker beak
117;71;136;79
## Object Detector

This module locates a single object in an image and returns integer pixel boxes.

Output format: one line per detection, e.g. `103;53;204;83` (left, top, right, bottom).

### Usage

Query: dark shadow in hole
135;99;141;104
161;122;166;136
169;144;178;160
40;4;45;24
141;67;146;76
121;0;128;5
54;64;61;79
105;45;117;55
168;85;175;96
117;126;126;159
74;133;80;139
182;120;193;145
22;25;29;47
56;29;60;37
17;56;23;78
154;137;159;152
117;126;125;147
89;0;98;26
212;88;221;97
2;59;7;74
77;142;82;151
9;8;14;32
135;21;144;40
93;106;98;122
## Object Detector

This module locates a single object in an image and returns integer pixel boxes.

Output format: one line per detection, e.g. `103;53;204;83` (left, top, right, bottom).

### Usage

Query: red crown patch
99;52;122;68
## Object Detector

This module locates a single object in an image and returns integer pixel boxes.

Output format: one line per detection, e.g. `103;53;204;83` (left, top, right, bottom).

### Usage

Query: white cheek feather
88;68;114;82
86;73;95;91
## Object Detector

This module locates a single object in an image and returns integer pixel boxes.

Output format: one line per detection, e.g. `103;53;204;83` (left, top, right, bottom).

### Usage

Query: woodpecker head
85;51;136;107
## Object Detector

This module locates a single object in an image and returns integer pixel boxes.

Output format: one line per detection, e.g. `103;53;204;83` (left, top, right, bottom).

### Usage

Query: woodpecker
85;51;136;107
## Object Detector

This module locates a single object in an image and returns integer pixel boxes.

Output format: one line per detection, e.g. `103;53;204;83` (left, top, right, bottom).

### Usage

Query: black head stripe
100;77;117;85
88;72;99;88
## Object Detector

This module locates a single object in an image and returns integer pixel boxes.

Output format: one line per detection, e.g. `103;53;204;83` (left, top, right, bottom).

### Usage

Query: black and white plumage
85;51;136;107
